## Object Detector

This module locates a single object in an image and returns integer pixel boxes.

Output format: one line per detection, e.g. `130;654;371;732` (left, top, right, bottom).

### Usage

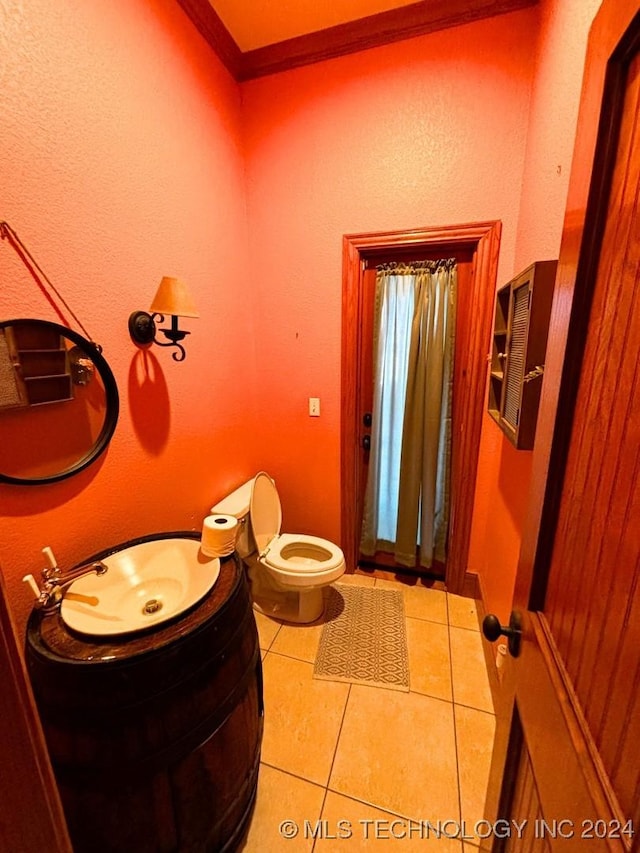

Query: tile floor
240;574;496;852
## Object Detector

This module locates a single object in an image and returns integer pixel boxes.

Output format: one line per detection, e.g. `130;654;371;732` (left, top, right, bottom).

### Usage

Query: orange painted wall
0;0;605;640
241;9;539;545
467;0;603;621
0;0;259;632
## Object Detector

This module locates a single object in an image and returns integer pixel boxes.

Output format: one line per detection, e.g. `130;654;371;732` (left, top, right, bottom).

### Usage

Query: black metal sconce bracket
128;311;189;362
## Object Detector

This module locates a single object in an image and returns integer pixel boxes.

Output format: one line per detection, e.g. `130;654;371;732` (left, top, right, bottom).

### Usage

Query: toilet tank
211;479;255;557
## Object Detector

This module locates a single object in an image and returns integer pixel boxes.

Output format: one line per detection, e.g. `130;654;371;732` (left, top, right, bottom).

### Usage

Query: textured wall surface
468;0;603;621
0;0;603;637
242;9;538;543
0;0;258;631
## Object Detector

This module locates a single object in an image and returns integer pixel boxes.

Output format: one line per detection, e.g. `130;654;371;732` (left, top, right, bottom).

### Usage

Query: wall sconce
128;277;199;362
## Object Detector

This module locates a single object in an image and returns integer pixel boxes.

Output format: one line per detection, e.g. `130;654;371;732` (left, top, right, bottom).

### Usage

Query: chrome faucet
23;546;108;615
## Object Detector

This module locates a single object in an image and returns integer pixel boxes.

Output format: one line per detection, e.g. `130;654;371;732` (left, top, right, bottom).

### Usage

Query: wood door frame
484;1;640;846
341;220;502;596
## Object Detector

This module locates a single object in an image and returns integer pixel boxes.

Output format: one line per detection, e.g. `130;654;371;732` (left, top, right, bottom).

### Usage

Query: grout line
448;622;482;634
447;594;465;829
409;685;455;704
322;785;422;824
259;760;326;791
405;613;450;627
263;648;318;666
446;590;481;634
448;624;497;716
312;788;329;853
311;682;353;853
407;601;461;829
255;627;282;654
452;700;497;718
270;622;282;648
324;684;352;786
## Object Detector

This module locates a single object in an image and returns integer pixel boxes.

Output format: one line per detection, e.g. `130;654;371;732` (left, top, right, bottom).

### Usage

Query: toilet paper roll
201;514;238;557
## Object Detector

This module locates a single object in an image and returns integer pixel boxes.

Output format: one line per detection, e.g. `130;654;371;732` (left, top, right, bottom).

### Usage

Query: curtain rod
375;258;456;272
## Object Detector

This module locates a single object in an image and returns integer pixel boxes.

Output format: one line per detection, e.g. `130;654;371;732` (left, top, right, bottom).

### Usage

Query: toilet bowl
211;472;345;623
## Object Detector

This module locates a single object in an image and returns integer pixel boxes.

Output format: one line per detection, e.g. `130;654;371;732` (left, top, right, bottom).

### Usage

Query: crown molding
175;0;243;79
177;0;538;82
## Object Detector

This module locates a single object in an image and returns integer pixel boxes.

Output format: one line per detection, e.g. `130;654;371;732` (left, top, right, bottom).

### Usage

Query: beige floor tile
315;791;462;851
375;579;449;624
339;574;377;587
271;621;323;664
449;628;494;713
254;609;282;652
404;586;448;623
454;705;496;843
240;764;325;853
406;618;452;702
261;653;350;786
447;594;480;631
330;685;459;822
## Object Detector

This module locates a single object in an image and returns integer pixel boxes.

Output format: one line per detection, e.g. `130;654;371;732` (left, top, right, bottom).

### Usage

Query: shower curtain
360;259;457;569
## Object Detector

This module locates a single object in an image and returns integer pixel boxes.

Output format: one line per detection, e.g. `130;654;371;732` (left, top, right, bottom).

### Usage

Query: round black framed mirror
0;319;119;485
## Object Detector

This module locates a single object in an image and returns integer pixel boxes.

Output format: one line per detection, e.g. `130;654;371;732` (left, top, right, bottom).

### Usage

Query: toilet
211;472;345;623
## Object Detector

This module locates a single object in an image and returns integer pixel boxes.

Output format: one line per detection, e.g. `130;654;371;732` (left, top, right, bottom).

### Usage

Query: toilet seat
250;473;346;585
249;472;283;558
264;532;345;583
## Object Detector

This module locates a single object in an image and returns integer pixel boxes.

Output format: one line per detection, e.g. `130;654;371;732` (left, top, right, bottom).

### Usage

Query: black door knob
482;611;522;658
362;435;371;451
363;412;372;427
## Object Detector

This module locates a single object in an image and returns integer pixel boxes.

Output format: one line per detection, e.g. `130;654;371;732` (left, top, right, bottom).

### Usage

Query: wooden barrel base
26;534;263;853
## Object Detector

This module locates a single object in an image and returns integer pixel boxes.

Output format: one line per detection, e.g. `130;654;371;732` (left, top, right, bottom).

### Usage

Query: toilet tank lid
211;478;254;518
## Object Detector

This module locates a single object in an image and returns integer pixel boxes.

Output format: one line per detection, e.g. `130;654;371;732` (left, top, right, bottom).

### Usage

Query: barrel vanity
25;532;263;853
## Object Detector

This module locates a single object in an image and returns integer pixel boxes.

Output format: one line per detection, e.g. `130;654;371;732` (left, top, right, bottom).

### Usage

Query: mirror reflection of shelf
0;318;120;485
23;375;73;406
6;326;73;407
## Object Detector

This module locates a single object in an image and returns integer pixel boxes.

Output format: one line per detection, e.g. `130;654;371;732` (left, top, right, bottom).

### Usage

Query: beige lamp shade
149;277;199;318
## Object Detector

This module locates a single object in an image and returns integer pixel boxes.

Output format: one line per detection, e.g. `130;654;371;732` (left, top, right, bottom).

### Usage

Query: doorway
341;221;502;596
357;249;471;581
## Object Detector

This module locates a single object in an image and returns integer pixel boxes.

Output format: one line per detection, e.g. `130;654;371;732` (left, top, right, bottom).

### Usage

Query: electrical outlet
309;397;320;417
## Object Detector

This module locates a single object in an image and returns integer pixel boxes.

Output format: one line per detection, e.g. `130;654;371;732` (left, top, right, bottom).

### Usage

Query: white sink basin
60;538;220;637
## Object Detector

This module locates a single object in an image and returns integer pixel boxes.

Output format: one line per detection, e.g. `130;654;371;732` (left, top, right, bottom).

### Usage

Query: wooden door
486;2;640;850
342;221;502;595
354;249;474;578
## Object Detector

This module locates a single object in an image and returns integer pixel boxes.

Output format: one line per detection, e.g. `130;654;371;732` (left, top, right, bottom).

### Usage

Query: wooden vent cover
487;260;557;449
503;283;529;429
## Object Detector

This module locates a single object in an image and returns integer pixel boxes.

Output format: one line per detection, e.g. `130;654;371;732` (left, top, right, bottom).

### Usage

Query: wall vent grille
504;283;529;428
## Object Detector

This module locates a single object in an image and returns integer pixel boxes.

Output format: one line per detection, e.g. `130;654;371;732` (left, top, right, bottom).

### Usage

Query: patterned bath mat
313;584;410;691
